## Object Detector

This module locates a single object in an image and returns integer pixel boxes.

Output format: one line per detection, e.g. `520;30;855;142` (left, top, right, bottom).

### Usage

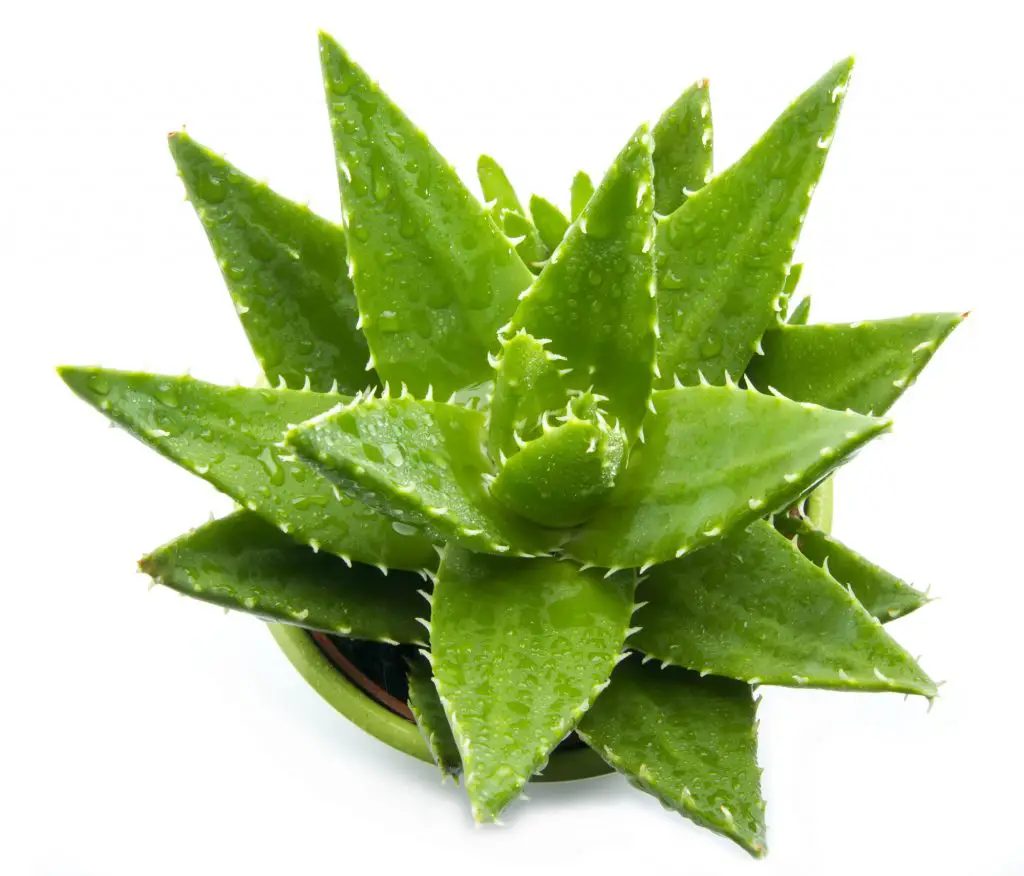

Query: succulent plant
58;32;964;858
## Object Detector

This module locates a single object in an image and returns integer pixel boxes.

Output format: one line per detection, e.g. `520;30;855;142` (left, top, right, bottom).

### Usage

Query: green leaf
529;194;570;253
319;33;534;399
632;521;936;697
58;367;436;570
511;125;657;439
746;313;965;415
570;170;594;221
140;511;428;641
567;385;889;569
787;294;811;326
407;652;462;778
430;547;635;821
488;331;572;462
652;78;712;216
168;132;374;395
477;155;548;269
490;416;626;527
579;656;765;857
774;512;929;622
656;58;853;387
777;263;804;324
286;394;556;556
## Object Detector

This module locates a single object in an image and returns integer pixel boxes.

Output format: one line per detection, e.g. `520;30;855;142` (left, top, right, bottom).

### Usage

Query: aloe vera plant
58;33;964;858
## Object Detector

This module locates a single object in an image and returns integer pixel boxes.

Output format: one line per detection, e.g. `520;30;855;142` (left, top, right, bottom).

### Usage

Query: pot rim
270;480;834;782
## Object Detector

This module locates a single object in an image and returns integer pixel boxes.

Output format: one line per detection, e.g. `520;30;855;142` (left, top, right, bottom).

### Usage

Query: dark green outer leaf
579;656;765;857
774;513;929;622
568;385;889;569
168;132;374;395
431;548;635;821
407;653;462;778
58;368;437;570
632;521;936;696
656;58;853;387
570;171;594;220
511;125;657;439
652;78;712;216
746;313;965;415
140;511;428;642
286;396;557;556
319;34;534;399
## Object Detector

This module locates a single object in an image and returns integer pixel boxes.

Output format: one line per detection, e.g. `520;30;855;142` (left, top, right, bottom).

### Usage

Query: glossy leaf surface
747;313;964;414
141;511;427;641
656;59;853;386
568;386;888;568
652;78;712;216
58;368;436;569
320;34;533;398
169;132;373;394
511;126;657;439
431;547;634;821
580;656;765;857
287;396;556;556
633;521;936;696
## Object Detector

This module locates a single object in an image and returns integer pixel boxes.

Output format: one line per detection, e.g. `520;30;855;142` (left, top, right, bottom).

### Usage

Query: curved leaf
632;521;936;697
140;511;427;642
652;78;712;216
568;385;889;569
58;367;436;570
656;58;853;387
775;513;929;622
319;34;533;399
787;294;811;326
431;548;635;821
511;125;657;439
490;417;625;527
286;395;556;556
407;652;462;778
168;132;373;394
746;313;965;415
579;656;765;857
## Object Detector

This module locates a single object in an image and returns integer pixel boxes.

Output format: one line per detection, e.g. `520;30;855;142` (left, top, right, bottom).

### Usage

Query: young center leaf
567;385;889;569
431;547;635;821
529;194;570;253
656;58;853;387
477;154;548;269
286;395;557;556
775;512;929;622
511;125;657;439
488;331;573;462
490;416;626;527
570;170;594;220
652;78;713;216
632;521;936;697
58;368;436;570
140;511;428;642
319;34;534;399
746;313;965;415
407;652;462;778
579;656;766;858
777;263;805;324
168;132;374;394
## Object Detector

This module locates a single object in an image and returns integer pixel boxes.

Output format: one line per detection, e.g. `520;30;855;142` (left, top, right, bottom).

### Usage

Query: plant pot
270;480;835;782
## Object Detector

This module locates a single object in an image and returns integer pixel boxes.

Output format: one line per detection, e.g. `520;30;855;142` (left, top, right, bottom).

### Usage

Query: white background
2;1;1021;873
